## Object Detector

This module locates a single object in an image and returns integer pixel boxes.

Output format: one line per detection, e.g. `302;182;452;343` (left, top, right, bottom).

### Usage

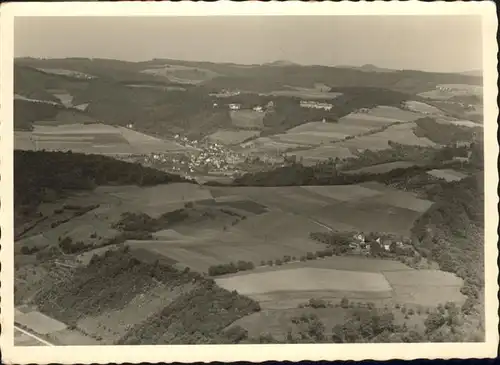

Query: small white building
253;106;264;112
229;103;241;110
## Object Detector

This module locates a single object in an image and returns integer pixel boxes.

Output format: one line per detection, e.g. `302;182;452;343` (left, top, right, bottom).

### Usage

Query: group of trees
207;260;255;276
113;210;189;234
58;236;91;254
414;117;480;145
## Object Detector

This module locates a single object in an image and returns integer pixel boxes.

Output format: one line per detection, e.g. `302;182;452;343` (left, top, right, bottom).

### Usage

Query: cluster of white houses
349;233;409;253
299;100;333;111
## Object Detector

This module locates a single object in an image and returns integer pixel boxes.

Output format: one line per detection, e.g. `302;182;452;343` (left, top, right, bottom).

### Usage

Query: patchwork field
427;169;468;182
230;110;265;129
130;208;329;273
212;183;433;237
207;129;260;145
14;123;189;155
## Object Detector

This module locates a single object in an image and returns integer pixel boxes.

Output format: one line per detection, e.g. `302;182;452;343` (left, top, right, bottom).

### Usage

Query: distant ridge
336;64;397;73
263;60;299;67
459;69;482;77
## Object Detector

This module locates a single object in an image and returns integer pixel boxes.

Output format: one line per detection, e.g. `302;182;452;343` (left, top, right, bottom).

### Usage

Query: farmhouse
229;103;241;111
300;100;333;111
253;106;264;112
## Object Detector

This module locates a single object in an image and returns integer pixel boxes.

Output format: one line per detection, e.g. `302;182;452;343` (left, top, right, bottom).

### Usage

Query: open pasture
228;255;412;274
302;184;383;202
216;268;393;309
435;118;483;128
47;328;101;345
365;106;422;122
16;310;67;335
310;200;423;237
216;186;333;214
403;101;443;115
427;169;468;182
216;268;393;294
287;121;369;135
273;132;345;146
203;198;269;215
359;190;434;213
337;123;437;151
240;137;304;153
53;92;74;107
338;112;397;128
418;89;457;100
207;129;260;145
383;269;463;287
98;183;213;215
391;286;466;307
140;64;219;84
14;132;36;150
230;110;265;129
385;270;466;307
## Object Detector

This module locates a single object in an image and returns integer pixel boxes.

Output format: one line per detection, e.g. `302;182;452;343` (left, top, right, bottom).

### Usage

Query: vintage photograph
1;1;498;363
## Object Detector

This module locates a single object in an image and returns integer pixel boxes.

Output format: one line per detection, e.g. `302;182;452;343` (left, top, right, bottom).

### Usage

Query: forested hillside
33;248;261;344
15;150;187;219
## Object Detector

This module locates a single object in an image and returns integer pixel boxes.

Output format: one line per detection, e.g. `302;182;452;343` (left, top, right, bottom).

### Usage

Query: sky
14;16;483;73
